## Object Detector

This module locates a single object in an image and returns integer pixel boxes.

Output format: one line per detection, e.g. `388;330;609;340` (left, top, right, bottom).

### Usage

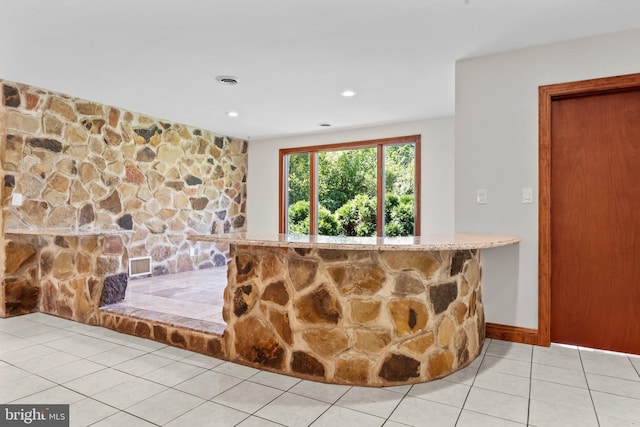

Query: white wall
247;117;455;235
456;28;640;329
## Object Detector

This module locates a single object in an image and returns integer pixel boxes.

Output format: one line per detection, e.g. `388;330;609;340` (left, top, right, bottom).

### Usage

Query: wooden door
550;88;640;354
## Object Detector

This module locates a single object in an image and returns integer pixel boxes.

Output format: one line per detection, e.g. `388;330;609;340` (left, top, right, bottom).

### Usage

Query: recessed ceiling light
341;90;356;97
216;75;239;85
227;111;239;117
319;123;331;127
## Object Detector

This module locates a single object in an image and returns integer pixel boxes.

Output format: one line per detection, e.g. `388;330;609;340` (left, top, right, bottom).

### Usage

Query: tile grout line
578;348;601;427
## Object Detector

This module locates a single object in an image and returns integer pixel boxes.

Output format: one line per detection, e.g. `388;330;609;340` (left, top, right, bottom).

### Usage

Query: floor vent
129;256;152;277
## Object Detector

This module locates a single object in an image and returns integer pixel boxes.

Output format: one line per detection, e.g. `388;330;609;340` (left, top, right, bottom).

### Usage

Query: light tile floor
2;313;640;426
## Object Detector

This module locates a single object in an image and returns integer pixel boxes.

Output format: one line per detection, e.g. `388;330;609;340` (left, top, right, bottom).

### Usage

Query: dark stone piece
215;210;226;220
185;174;203;185
213;165;224;178
117;214;133;230
214;137;224;148
133;125;160;143
161;122;171;129
153;265;169;276
207;158;214;164
198;261;214;269
4;175;15;188
451;250;473;276
99;191;122;214
429;281;458;314
233;216;245;228
170;330;187;347
233;285;253;317
262;281;289;306
291;351;325;377
224;221;231;233
40;251;54;276
27;137;63;153
54;236;69;248
153;324;168;342
3;85;20;107
379;354;420;382
213;254;226;267
135;322;151;338
100;273;128;306
166;181;184;191
136;146;156;162
294;248;311;256
5;280;39;315
193;129;202;136
82;118;106;134
408;308;417;328
190;197;208;210
318;249;348;262
211;222;217;234
79;204;95;227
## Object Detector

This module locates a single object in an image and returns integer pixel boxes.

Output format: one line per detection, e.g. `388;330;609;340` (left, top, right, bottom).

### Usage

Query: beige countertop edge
5;228;134;236
189;232;520;251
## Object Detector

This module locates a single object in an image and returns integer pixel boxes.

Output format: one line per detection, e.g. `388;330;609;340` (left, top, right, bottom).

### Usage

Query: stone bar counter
3;228;131;323
189;232;519;387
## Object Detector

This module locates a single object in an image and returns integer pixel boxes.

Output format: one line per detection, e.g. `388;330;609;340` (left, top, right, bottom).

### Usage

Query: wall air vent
129;256;152;277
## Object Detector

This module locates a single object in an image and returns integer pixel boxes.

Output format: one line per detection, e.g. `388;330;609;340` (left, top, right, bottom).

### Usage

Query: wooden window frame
279;135;421;236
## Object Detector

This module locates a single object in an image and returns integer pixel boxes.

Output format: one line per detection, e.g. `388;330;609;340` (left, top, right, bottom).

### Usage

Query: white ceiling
2;0;640;141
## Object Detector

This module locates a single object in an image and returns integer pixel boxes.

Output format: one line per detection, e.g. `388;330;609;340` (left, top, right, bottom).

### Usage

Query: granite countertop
189;232;519;251
5;228;134;236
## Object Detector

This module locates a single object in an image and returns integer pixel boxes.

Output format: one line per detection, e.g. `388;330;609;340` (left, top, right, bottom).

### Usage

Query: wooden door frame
538;72;640;346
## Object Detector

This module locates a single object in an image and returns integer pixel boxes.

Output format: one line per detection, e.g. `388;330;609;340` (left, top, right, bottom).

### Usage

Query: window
279;135;421;237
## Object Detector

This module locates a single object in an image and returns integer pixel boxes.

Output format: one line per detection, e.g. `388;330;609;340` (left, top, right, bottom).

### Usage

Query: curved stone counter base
223;244;484;386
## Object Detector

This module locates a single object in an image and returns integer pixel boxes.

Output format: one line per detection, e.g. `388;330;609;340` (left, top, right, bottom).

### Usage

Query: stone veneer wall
223;245;484;386
0;79;247;317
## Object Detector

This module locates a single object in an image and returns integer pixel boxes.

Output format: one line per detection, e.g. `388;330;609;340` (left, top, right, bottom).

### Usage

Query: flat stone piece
27;137;63;153
302;328;349;357
379;353;420;382
136;146;156;162
427;350;454;379
82;118;106;134
49;97;77;122
294;284;341;324
318;249;348;262
430;282;458;314
335;357;370;384
3;84;20;107
233;284;256;317
261;252;284;281
100;273;128;306
380;251;440;279
52;252;75;279
234;316;284;369
99;191;122;214
355;329;391;354
5;241;36;274
261;280;289;305
400;332;436;355
349;300;381;324
235;253;257;283
117;214;133;230
125;163;145;184
269;310;292;345
5;280;39;315
438;317;456;347
388;298;429;336
291;351;325;377
134;125;160;143
394;272;425;295
78;204;95;227
287;257;318;291
190;197;209;210
451;250;473;276
327;264;386;295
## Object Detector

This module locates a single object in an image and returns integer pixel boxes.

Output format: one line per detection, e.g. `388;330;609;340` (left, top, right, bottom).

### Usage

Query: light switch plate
11;192;23;206
476;189;487;204
522;187;533;204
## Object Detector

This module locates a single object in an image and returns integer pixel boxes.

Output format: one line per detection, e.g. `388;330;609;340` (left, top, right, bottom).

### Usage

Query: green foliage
318;148;377;213
318;206;339;235
287;201;339;236
287;153;310;205
286;143;416;237
385;194;415;237
335;194;377;237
